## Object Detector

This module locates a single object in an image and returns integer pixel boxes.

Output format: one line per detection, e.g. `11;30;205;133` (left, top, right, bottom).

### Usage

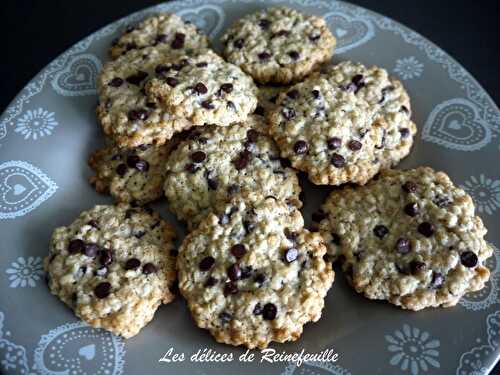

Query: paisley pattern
456;310;500;375
423;98;492;151
33;321;125;375
178;4;225;38
0;160;58;220
51;53;102;96
323;12;375;54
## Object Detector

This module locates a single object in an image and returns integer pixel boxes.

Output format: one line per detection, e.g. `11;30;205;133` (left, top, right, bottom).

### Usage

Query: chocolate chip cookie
145;49;258;126
96;45;197;148
44;204;177;338
163;115;301;229
267;76;385;185
110;13;210;59
318;167;492;310
177;194;334;348
315;61;417;169
221;7;335;84
88;142;170;205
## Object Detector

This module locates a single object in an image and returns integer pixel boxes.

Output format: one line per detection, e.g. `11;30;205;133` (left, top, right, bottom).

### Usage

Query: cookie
163;115;302;229
88;142;170;205
110;13;210;59
267;76;385;185
45;204;177;338
221;7;335;84
254;84;289;117
315;61;417;169
96;45;196;148
318;167;492;310
145;49;258;126
177;194;334;348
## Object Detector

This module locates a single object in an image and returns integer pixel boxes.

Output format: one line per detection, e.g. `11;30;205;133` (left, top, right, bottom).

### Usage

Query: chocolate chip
94;282;111;299
142;263;157;274
258;52;271;60
348;140;362;151
288;51;300;60
125;42;137;51
88;220;100;229
125;258;141;270
195;82;208;94
220;83;233;93
126;155;140;168
68;239;84;254
196;62;208;67
240;266;253;279
227;264;241;281
418;222;435;237
327;137;342;150
115;163;128;176
99;249;113;266
233;150;251;170
373;225;389;239
378;86;394;104
108;77;123;87
293;140;308;155
233;38;244;49
262;303;277;320
253;303;263;315
165;77;178;87
430;272;444;288
83;243;99;258
254;273;266;285
230;244;246;258
219;312;232;323
128;109;149;121
311;89;320;99
155;33;167;43
219;213;230;225
243;220;256;234
331;233;341;246
282;107;296;120
254;105;265;116
185;163;199;173
204;276;217;287
433;195;451;208
171;32;185;49
410;260;426;275
135;160;149;172
284;228;298;241
399;128;410;138
207;177;218;190
404;202;419;217
286;89;299;99
201;100;214;109
199;256;215;271
126;71;148;85
247;129;259;143
155;64;170;75
259;19;271;28
331;153;345;168
284;248;298;263
191;151;206;163
395;238;411;254
400;105;410;114
309;33;321;41
460;251;478;268
352;74;364;87
402;181;417;193
145;102;156;109
227;184;240;194
223;282;238;296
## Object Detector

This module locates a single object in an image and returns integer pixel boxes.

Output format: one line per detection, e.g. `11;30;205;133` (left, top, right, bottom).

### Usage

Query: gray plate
1;1;499;374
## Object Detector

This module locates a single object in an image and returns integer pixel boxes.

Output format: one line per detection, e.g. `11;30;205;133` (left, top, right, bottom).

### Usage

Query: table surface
1;1;499;374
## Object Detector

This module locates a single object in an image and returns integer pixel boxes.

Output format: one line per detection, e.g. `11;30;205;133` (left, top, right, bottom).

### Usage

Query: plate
1;1;499;374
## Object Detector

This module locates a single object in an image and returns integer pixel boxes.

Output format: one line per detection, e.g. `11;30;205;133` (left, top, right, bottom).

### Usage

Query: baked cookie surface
318;167;492;310
96;45;196;148
45;204;177;338
88;142;170;205
221;7;335;84
177;194;334;348
163;115;301;229
315;61;417;169
145;50;258;126
267;76;385;185
110;12;210;59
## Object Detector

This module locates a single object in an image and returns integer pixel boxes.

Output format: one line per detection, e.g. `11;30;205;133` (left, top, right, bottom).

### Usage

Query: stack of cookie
44;6;492;349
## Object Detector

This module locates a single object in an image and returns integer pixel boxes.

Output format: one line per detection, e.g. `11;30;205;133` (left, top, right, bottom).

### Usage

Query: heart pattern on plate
33;321;125;375
52;53;102;96
324;12;375;54
178;4;225;38
0;160;58;219
423;98;492;151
